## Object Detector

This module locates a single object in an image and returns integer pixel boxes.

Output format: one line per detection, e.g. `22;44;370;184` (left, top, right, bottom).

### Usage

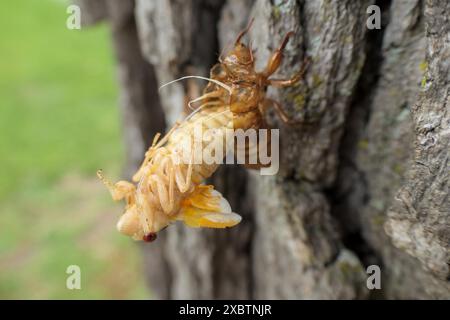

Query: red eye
143;233;157;242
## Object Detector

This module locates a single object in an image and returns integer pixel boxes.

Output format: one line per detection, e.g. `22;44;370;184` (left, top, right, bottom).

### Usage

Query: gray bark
81;0;450;299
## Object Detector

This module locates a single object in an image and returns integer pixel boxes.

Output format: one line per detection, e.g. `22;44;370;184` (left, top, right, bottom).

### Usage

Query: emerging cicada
98;21;309;242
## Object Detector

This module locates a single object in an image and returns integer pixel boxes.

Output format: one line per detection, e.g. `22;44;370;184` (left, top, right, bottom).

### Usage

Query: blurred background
0;0;149;299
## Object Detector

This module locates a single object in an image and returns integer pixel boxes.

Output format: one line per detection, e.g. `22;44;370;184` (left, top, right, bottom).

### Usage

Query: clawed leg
268;56;310;87
261;32;295;78
185;100;223;123
152;121;180;150
263;98;304;126
188;90;223;110
132;122;180;182
150;171;175;215
174;145;194;193
175;165;193;193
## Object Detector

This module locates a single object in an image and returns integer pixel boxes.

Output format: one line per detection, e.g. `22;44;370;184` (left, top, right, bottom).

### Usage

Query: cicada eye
143;232;157;242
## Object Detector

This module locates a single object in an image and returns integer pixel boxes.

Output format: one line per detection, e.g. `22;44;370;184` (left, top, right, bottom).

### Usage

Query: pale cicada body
98;20;309;242
98;104;240;242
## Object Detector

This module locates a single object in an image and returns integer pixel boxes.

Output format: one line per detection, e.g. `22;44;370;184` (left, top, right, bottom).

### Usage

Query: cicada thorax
231;106;272;170
201;53;272;169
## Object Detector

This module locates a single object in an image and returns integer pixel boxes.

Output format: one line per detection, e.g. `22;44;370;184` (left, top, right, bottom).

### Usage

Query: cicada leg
174;143;194;193
262;98;302;125
149;174;171;214
261;32;294;78
262;98;296;125
268;56;310;88
153;121;181;149
166;164;176;215
191;91;223;103
188;90;223;110
133;122;181;182
134;184;153;236
262;98;316;127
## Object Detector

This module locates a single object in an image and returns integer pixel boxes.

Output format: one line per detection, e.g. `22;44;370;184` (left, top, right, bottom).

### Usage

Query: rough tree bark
79;0;449;299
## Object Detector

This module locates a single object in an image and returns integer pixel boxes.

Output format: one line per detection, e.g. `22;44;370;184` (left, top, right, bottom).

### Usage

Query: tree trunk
79;0;450;299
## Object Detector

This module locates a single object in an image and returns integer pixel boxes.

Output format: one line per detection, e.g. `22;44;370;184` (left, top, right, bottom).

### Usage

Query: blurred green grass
0;0;150;298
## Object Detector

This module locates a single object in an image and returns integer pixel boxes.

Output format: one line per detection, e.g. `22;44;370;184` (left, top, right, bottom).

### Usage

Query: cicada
98;21;309;242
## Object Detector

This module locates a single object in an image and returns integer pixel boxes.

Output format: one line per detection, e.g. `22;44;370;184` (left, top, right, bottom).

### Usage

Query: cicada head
96;170;155;241
219;18;258;81
116;205;142;238
116;202;172;243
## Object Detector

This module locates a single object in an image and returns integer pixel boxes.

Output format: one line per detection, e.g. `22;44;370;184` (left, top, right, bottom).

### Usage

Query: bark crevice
326;0;392;291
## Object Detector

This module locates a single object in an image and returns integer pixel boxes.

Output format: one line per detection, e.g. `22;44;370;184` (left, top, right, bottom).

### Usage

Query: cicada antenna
97;169;113;188
159;76;233;111
159;76;232;95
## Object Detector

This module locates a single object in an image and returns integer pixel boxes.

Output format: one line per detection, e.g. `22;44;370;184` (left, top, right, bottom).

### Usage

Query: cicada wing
182;211;242;229
179;184;242;228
